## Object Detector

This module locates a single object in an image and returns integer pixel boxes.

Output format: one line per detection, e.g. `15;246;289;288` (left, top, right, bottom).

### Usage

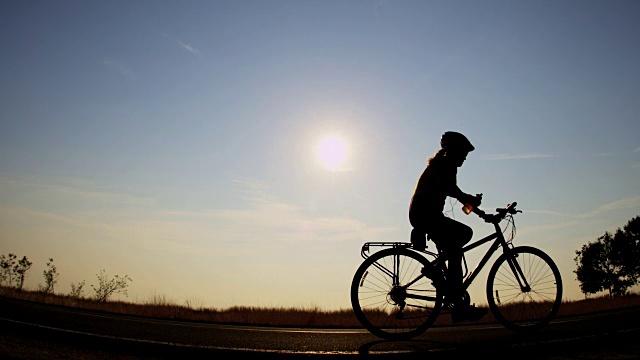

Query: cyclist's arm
450;185;478;207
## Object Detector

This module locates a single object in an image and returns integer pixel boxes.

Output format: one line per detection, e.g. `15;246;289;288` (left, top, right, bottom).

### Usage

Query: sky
1;0;639;311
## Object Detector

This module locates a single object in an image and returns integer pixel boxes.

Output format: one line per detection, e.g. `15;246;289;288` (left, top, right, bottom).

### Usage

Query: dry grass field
2;286;640;329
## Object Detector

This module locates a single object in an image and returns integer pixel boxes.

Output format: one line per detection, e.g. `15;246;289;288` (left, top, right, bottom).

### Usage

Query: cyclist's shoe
421;265;445;288
465;305;488;321
451;305;488;323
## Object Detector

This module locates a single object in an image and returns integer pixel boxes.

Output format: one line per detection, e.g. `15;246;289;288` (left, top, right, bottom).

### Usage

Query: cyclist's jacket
409;154;460;228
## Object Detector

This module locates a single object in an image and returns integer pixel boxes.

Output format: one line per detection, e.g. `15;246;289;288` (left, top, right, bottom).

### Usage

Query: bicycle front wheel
351;248;443;340
486;246;562;332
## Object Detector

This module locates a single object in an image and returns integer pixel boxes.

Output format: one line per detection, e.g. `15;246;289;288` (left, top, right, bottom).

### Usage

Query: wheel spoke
487;246;562;332
351;248;443;340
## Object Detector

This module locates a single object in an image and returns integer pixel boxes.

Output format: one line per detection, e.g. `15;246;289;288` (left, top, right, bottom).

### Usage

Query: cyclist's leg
431;218;488;323
410;228;427;251
429;217;471;295
408;201;428;251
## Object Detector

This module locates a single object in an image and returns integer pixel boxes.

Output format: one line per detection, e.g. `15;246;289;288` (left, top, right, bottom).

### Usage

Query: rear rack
360;241;444;260
361;242;412;259
359;241;467;278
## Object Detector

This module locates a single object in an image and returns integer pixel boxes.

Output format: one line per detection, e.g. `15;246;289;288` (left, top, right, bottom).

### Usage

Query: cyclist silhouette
409;131;488;323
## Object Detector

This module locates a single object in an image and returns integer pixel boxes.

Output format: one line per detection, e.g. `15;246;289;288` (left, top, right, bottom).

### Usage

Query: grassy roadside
2;286;639;329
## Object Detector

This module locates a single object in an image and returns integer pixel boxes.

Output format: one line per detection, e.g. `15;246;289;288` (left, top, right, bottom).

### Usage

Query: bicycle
350;201;563;340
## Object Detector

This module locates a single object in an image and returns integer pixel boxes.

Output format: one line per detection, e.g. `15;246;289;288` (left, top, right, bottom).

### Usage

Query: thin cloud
580;196;640;218
484;153;555;161
518;219;581;236
102;59;134;77
529;195;640;219
162;33;201;55
0;174;153;206
2;174;396;251
634;147;640;153
515;196;640;237
526;209;577;217
206;178;397;245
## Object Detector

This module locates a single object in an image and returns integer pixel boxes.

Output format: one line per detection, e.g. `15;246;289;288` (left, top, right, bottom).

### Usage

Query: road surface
1;296;639;359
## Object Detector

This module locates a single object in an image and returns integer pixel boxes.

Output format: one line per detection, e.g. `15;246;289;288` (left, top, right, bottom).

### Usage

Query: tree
574;216;640;298
13;256;32;291
0;253;33;290
623;215;640;274
91;270;132;302
39;258;59;294
0;253;17;286
13;256;33;291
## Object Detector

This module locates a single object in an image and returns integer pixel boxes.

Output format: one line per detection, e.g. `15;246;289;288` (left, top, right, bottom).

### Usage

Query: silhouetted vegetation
0;252;131;303
38;258;58;294
91;269;132;302
1;285;640;329
4;223;640;330
0;253;32;291
69;280;86;298
575;215;640;298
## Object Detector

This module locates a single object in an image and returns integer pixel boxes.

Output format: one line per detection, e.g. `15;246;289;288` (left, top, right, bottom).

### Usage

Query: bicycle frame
429;215;532;297
359;214;531;300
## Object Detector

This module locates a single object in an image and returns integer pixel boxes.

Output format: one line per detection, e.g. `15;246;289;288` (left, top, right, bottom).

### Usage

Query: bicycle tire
350;247;443;340
486;245;562;332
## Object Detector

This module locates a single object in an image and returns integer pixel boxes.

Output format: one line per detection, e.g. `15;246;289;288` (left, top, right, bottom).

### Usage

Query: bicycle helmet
440;131;475;152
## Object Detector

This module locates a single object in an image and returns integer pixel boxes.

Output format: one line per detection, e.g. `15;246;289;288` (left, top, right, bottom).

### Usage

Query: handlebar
475;202;522;224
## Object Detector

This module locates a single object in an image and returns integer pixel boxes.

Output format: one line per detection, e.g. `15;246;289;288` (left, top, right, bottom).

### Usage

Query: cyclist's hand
466;193;482;207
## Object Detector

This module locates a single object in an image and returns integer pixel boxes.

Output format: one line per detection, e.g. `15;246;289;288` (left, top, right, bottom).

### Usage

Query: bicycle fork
500;251;532;302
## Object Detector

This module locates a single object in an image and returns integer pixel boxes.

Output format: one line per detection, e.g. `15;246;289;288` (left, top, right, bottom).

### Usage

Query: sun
317;136;347;171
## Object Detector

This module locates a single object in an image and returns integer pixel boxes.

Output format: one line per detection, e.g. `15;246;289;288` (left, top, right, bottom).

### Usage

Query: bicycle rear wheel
486;246;562;332
351;247;443;340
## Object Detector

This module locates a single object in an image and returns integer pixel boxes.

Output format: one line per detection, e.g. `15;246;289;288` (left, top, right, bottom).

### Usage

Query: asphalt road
1;296;639;359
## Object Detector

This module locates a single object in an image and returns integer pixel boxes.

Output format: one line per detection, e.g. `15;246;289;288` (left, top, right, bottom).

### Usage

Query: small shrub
39;258;59;294
70;280;86;299
91;269;132;302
